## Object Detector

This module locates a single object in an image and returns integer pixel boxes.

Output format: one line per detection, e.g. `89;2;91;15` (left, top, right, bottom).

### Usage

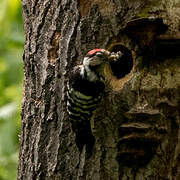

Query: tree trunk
18;0;180;179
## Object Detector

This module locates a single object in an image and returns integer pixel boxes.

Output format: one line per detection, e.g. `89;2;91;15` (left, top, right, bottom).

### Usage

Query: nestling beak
108;51;123;62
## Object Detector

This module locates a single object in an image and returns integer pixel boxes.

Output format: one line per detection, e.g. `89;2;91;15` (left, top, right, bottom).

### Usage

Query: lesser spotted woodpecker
67;49;122;150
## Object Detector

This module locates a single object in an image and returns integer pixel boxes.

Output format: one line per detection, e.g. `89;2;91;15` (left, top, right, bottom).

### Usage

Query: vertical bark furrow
32;0;40;15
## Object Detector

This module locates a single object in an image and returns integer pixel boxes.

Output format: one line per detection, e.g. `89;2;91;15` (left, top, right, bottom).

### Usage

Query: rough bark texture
18;0;180;179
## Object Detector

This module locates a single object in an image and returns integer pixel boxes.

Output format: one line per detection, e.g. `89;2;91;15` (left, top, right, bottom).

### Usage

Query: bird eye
109;45;133;79
96;52;103;57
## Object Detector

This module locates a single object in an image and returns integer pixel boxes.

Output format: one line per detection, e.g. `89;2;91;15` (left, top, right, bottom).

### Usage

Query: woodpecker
67;49;122;151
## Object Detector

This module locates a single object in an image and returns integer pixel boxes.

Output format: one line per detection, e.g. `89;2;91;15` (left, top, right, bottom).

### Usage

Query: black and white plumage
66;49;121;150
67;49;111;124
67;81;103;124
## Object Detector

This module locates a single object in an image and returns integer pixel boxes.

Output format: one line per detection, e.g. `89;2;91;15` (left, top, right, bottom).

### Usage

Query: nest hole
110;45;133;79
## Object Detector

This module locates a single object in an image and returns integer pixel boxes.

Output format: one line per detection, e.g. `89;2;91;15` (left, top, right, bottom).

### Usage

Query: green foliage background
0;0;24;179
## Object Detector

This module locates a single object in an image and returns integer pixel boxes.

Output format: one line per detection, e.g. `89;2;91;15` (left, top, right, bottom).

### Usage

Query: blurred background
0;0;24;179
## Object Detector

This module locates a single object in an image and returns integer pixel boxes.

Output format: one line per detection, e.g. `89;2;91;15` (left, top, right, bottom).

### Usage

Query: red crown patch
87;49;103;55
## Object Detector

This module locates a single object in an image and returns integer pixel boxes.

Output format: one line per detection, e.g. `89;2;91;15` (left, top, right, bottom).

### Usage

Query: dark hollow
155;38;180;58
110;45;133;79
117;139;159;167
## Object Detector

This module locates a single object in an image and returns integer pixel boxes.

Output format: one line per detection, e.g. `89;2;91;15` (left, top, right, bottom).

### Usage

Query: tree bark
18;0;180;179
